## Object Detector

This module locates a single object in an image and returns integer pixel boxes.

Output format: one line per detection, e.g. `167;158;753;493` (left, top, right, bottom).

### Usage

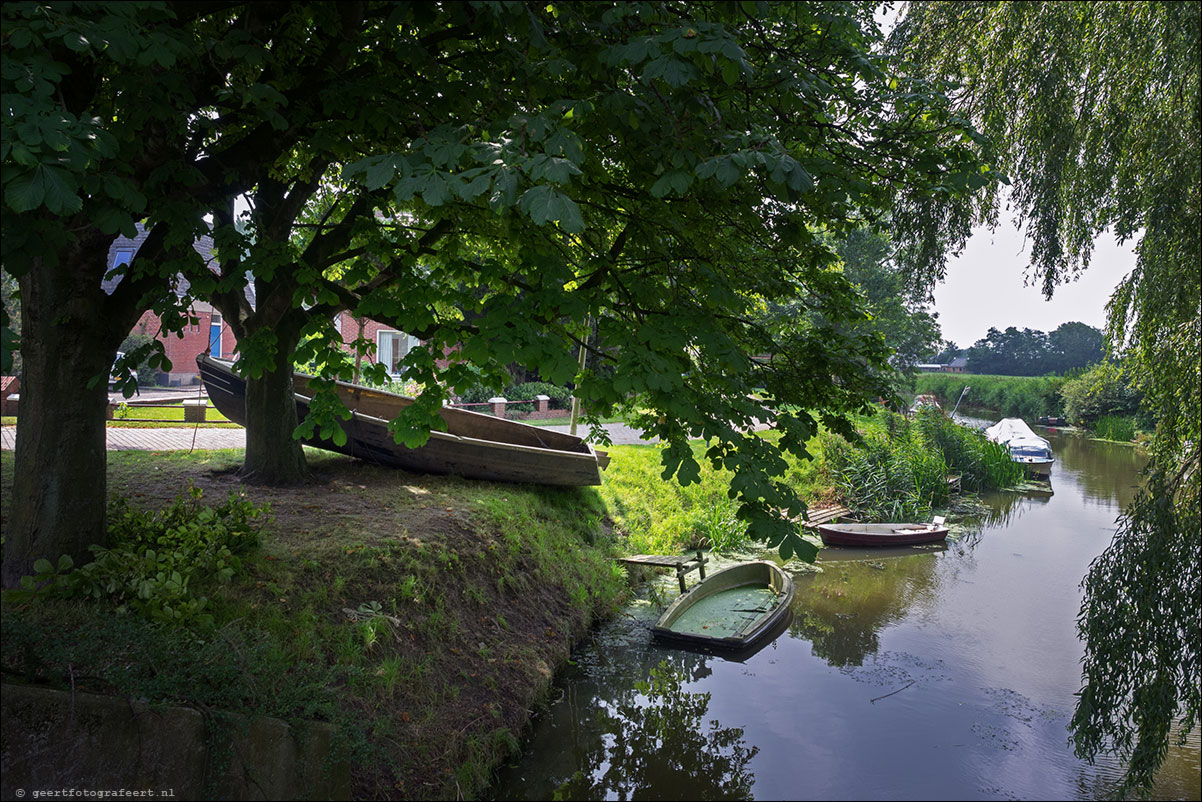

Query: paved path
1;426;246;452
2;419;764;453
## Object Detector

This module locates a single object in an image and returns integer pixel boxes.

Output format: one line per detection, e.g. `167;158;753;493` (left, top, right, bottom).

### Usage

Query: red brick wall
131;307;239;385
334;312;453;371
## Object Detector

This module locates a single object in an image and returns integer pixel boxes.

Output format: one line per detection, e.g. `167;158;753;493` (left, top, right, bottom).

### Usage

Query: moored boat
816;520;950;547
197;355;607;486
985;417;1054;477
652;561;794;651
909;394;943;416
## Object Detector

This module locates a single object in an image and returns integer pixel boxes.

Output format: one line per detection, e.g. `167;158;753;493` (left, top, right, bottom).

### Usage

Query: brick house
107;226;425;386
106;226;238;386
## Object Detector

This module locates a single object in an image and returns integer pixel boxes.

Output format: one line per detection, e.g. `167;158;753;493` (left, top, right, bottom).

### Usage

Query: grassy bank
0;409;1022;799
914;373;1067;419
0;449;628;800
596;437;832;556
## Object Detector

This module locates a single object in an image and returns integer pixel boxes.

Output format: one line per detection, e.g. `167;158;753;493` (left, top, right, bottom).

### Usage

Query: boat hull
652;561;794;651
816;522;950;547
198;356;603;486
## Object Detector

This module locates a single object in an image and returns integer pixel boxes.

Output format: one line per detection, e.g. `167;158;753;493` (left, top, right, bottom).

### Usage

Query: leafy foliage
1059;361;1143;427
16;486;267;629
894;1;1201;790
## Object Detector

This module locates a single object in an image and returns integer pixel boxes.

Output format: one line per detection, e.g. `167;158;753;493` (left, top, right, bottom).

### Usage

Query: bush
456;380;573;413
1059;361;1142;426
118;332;162;387
1093;415;1137;442
16;485;268;630
823;409;1023;521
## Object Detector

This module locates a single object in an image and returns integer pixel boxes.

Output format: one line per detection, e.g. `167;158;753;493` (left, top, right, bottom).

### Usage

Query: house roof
102;223;255;308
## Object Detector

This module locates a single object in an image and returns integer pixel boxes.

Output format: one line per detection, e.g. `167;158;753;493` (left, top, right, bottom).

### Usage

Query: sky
930;219;1138;349
870;4;1138;351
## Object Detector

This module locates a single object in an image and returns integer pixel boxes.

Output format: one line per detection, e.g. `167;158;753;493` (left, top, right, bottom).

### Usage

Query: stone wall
0;684;349;801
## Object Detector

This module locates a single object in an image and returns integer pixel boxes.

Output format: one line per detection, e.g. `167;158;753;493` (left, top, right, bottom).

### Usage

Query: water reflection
492;423;1196;801
791;553;940;667
544;661;758;801
1044;429;1146;508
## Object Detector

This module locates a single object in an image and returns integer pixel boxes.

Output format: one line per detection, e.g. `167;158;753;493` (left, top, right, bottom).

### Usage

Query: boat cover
985;418;1050;449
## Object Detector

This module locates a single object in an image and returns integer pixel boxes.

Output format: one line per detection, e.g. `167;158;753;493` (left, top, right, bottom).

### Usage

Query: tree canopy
893;1;1200;792
2;0;995;575
965;322;1103;376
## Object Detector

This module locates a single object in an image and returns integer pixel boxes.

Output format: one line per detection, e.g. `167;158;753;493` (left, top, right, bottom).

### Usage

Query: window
377;330;418;376
112;248;135;269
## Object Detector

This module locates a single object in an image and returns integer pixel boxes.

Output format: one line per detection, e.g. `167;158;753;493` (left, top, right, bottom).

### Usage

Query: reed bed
822;409;1022;521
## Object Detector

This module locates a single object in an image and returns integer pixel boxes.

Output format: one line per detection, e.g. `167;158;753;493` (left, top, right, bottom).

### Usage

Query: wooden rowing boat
815;521;949;547
652;561;794;651
197;355;606;486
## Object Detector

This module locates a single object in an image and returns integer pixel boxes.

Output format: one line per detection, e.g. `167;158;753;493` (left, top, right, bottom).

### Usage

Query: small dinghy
816;518;949;547
652;561;794;651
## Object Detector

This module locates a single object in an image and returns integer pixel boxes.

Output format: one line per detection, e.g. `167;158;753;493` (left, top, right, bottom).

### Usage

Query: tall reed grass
822;408;1023;521
914;373;1067;419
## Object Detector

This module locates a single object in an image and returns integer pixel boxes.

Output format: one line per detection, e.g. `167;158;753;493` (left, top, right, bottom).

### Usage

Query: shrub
1093;415;1137;442
457;381;573;413
1060;361;1142;426
16;485;268;629
823;409;1023;521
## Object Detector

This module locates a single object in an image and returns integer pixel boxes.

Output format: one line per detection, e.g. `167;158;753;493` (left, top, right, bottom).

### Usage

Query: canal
490;424;1201;800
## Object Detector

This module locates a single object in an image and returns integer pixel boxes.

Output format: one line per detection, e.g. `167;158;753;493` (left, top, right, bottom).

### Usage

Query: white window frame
377;330;419;377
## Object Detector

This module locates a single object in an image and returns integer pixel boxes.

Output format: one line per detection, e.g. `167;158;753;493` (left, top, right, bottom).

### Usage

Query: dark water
490;427;1201;801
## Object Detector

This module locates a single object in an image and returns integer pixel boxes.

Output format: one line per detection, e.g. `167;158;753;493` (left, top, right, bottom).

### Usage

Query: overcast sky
929;219;1138;349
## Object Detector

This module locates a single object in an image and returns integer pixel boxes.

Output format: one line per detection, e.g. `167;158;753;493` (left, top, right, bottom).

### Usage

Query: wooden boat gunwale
197;355;606;485
651;560;794;651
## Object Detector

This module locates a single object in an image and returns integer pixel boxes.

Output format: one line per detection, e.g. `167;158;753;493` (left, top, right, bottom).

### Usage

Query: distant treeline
963;322;1103;376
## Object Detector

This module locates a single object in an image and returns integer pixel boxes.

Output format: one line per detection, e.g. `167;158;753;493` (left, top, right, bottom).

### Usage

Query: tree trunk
2;261;126;587
238;328;309;485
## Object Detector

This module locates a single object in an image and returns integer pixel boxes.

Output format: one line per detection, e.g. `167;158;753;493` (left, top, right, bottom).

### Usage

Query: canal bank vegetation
821;409;1023;521
599;409;1023;559
0;448;629;800
915;366;1148;445
914;372;1067;420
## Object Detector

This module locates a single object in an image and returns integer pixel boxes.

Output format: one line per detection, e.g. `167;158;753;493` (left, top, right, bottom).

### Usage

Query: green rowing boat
652;561;794;651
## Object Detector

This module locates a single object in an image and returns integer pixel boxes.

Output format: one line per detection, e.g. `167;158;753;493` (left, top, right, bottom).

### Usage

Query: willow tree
893;1;1200;792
